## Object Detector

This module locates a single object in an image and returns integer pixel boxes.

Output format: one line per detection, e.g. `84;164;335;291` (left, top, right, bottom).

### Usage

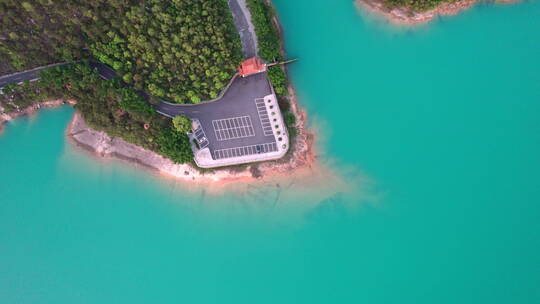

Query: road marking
212;116;255;141
193;124;209;149
213;142;278;160
254;98;274;136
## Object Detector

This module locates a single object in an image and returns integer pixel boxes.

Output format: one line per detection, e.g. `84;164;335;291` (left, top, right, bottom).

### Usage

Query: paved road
89;61;116;80
0;2;275;163
1;0;255;88
0;61;117;89
1;59;275;157
229;0;258;58
0;63;68;88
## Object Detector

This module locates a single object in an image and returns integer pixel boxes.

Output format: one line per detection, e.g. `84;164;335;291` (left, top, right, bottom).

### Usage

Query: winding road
0;0;287;167
0;63;68;88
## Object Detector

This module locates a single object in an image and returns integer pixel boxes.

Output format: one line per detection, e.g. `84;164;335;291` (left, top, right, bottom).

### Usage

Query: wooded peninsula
0;0;301;171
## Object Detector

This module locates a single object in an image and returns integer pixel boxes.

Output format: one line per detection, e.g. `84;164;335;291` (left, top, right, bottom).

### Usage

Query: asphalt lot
1;1;276;163
155;72;277;159
1;60;277;162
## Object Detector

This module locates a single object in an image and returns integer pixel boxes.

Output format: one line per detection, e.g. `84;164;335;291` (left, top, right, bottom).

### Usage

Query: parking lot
213;142;278;160
156;72;284;166
255;98;274;136
212;116;255;141
193;122;209;149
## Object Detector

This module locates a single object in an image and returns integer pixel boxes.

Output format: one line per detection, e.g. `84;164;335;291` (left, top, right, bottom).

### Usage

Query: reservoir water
1;1;539;303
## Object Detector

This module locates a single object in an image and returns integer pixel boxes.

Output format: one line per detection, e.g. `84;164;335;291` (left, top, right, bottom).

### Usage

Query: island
357;0;518;24
0;0;314;182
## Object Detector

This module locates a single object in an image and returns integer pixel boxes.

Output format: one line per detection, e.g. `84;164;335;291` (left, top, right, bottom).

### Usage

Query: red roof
238;57;266;77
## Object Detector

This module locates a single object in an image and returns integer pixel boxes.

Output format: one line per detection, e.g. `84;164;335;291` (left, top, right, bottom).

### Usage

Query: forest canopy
383;0;450;11
0;0;243;104
0;62;193;164
246;0;288;95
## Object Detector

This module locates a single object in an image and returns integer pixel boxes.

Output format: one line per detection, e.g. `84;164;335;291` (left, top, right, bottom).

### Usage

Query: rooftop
238;57;267;77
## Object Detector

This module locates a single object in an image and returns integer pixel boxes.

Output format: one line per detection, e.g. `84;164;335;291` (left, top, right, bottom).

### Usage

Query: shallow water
1;1;540;303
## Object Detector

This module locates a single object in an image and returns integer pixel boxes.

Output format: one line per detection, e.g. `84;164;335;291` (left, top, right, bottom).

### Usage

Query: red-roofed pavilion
238;57;266;77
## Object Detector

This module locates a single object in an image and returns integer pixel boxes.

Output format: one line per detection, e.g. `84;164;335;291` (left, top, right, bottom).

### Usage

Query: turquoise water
1;1;540;303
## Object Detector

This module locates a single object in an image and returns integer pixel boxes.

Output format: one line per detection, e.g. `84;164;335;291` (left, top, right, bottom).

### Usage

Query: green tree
156;127;194;163
0;0;243;104
172;115;192;133
247;0;288;95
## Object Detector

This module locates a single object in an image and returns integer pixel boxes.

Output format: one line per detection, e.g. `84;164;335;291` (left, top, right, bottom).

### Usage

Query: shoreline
1;101;314;185
60;73;314;185
65;0;315;185
66;75;315;185
1;0;317;186
0;99;66;134
67;105;315;185
356;0;520;24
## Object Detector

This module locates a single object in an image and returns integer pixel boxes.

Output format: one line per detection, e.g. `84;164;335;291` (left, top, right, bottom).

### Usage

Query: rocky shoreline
1;96;315;185
1;0;316;185
0;99;66;134
357;0;519;24
67;94;314;184
65;0;315;184
262;0;317;177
